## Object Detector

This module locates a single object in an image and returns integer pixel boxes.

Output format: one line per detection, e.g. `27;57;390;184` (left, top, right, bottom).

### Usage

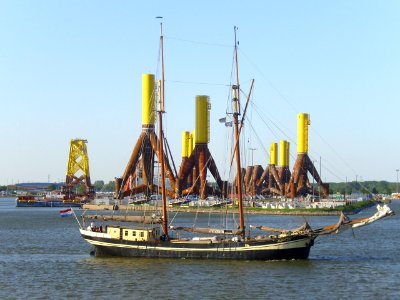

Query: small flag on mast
60;208;73;217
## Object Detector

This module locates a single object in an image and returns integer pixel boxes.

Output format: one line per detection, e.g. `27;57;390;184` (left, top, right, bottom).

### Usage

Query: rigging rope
238;48;299;114
237;47;366;186
164;36;232;48
166;79;229;87
240;86;358;186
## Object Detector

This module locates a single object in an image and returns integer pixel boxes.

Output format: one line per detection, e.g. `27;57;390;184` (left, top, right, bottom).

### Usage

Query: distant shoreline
2;196;377;215
82;203;375;216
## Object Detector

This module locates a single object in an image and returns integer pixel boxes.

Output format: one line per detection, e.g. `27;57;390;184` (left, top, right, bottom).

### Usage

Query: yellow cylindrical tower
279;140;285;167
279;140;289;167
270;143;278;165
188;131;194;155
297;113;310;153
141;74;155;127
195;95;210;144
181;131;190;158
285;141;290;167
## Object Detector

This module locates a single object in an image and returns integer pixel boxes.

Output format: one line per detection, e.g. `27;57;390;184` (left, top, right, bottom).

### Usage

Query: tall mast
232;26;245;236
158;20;168;239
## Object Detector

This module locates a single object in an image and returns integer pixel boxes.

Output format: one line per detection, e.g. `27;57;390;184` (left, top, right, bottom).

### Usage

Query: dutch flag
60;208;73;217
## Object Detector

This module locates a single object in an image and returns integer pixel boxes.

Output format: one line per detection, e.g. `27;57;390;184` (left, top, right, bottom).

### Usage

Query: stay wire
165;79;229;87
164;36;232;48
238;48;299;114
238;47;363;184
309;126;359;177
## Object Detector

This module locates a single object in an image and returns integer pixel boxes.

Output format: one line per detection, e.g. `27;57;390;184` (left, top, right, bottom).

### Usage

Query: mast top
158;17;165;113
156;16;163;36
233;26;240;116
234;26;238;45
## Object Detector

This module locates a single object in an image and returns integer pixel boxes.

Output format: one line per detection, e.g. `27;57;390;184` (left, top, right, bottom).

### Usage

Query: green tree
47;184;57;191
76;184;86;195
339;187;346;195
93;180;105;191
103;181;116;192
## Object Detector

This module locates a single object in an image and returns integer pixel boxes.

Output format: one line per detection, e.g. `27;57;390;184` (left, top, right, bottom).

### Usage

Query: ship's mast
158;20;168;239
232;26;245;237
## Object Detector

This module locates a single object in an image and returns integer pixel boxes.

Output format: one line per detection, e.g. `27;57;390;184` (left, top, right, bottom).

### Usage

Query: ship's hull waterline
16;200;83;208
80;229;314;260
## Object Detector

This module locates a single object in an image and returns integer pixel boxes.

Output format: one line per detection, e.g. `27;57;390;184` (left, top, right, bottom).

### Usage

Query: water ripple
1;198;400;299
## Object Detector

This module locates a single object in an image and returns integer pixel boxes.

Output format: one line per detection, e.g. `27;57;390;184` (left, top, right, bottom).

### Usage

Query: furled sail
347;204;394;228
250;222;311;233
311;212;347;235
315;204;394;233
84;215;162;224
170;226;243;235
249;204;394;237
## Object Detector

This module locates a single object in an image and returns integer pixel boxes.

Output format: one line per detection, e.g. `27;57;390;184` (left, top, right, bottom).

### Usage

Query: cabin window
140;232;144;238
124;231;128;236
132;231;136;236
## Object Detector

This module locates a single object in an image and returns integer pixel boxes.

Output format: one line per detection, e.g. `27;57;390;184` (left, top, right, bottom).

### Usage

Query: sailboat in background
78;24;394;260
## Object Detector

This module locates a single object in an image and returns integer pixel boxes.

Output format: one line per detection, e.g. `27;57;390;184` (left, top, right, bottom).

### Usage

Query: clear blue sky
1;0;399;185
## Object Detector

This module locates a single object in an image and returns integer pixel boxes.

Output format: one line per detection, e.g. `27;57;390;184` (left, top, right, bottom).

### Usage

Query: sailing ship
78;25;394;260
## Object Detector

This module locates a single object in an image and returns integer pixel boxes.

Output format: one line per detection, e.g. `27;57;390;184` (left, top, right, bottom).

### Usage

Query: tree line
1;180;398;195
94;180;400;195
327;181;398;195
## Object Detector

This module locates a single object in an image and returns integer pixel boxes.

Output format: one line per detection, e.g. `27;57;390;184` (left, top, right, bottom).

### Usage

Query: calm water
1;197;399;299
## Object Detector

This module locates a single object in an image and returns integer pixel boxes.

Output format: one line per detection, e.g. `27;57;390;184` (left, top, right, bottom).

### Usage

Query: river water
0;197;399;299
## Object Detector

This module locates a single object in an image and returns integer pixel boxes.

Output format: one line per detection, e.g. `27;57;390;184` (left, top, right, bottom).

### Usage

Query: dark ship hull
80;229;314;260
16;198;83;208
